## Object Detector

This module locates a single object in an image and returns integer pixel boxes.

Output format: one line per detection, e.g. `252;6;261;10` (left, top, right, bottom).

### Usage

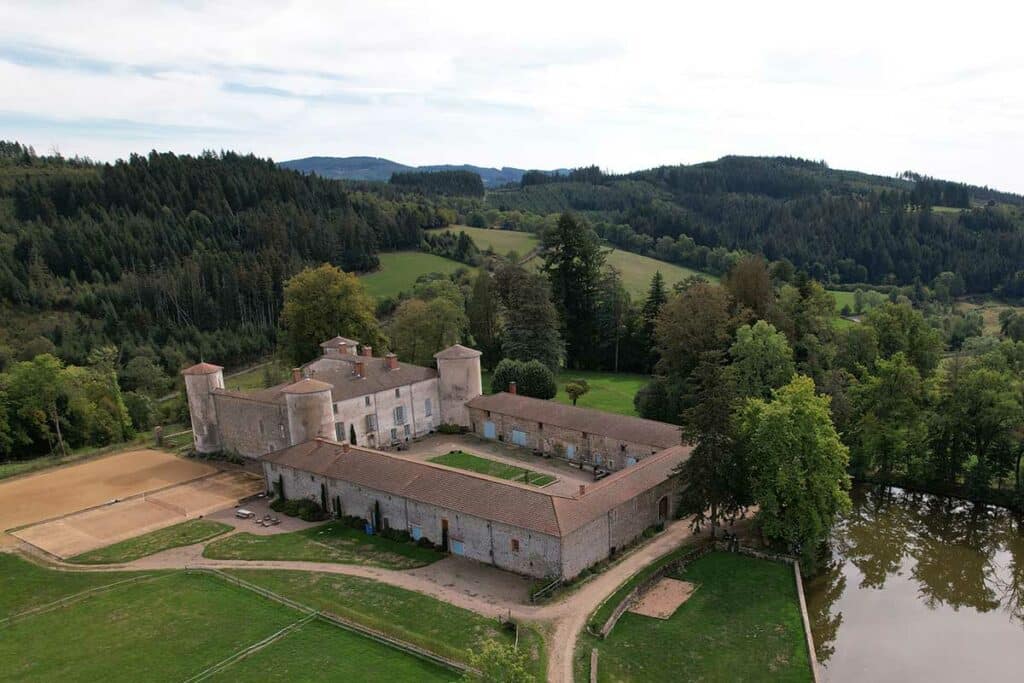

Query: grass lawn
226;569;546;678
591;552;811;682
0;571;299;682
429;450;555;486
483;368;649;417
224;359;290;391
69;519;232;565
208;617;455;682
0;554;149;619
203;521;443;568
359;251;470;299
604;249;718;297
427;225;538;257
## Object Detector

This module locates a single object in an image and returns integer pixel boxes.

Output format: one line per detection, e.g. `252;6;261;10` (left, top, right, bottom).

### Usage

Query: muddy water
804;487;1024;682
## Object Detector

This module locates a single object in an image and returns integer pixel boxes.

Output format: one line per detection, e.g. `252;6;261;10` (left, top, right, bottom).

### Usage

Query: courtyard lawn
359;251;470;299
0;570;299;682
429;450;555;486
0;554;148;619
207;617;455;682
427;225;538;257
483;368;650;417
202;521;443;568
226;569;546;679
69;519;233;565
592;552;811;682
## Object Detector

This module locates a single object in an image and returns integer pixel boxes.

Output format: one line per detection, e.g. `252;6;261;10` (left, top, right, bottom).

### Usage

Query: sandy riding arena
628;578;697;619
0;449;236;551
12;470;263;558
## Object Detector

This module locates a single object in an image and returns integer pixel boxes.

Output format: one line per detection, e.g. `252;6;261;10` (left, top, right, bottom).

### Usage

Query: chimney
341;442;349;453
291;367;301;383
508;381;517;395
578;484;586;496
361;346;373;357
385;353;399;370
354;360;365;377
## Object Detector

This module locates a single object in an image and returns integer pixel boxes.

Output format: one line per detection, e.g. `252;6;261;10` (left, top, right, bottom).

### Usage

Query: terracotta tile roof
434;344;482;360
320;336;360;349
262;440;561;535
181;362;223;375
301;356;437;401
466;393;682;449
281;378;334;395
261;439;689;537
553;445;691;534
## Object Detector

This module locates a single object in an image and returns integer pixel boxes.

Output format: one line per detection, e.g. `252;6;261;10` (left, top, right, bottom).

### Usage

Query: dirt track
0;449;215;545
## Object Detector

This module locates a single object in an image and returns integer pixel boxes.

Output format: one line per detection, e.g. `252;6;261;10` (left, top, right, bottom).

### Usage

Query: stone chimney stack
361;346;373;357
508;381;517;395
291;367;302;383
385;353;399;370
354;360;365;377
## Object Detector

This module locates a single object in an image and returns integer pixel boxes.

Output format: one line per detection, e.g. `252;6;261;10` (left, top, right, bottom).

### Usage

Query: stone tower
283;378;335;445
434;344;483;427
182;362;224;453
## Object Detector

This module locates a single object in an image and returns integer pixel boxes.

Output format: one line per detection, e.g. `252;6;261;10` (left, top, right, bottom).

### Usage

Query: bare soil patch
11;471;261;558
0;450;215;548
628;577;697;619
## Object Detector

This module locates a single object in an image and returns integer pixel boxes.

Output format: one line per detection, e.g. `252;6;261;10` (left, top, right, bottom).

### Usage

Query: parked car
235;508;255;519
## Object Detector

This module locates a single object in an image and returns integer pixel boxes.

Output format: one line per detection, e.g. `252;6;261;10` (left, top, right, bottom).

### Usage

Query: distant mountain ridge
278;156;567;187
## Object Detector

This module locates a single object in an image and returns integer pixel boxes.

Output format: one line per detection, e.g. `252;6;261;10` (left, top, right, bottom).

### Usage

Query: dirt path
9;517;699;683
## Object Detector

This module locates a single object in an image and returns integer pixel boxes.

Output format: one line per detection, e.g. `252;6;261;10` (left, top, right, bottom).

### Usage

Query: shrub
491;358;557;399
416;536;436;549
270;498;328;521
436;422;463;434
380;527;412;543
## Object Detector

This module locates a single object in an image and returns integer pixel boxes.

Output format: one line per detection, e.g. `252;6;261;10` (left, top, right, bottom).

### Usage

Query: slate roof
465;392;682;449
261;439;691;537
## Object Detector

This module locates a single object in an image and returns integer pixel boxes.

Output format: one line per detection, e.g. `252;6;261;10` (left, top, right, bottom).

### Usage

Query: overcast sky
3;1;1023;191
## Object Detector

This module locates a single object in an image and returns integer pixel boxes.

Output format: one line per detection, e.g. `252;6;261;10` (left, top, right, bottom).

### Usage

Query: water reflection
804;486;1024;681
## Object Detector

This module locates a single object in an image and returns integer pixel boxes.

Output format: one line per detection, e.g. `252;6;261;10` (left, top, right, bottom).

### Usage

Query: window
335;422;345;441
393;406;405;425
510;538;520;552
404;424;411;437
395;388;401;398
333;403;338;415
364;396;371;407
366;414;377;431
424;398;432;417
390;427;398;441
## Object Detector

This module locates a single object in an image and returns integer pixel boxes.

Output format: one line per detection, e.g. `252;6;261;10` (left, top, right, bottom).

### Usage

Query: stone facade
263;457;562;578
212;394;290;459
467;406;665;471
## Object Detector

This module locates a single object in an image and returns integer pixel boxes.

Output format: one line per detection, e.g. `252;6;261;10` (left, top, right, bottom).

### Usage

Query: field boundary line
5;471;222;534
182;611;318;683
190;567;472;674
0;573;167;627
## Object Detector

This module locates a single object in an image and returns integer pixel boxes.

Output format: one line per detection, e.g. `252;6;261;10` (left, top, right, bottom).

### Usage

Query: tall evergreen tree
466;272;502;368
541;213;605;369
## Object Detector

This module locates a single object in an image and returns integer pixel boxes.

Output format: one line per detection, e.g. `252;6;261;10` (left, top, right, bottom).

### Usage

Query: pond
804;486;1024;681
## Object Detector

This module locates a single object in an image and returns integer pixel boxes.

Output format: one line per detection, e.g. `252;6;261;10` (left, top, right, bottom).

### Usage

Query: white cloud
2;0;1023;191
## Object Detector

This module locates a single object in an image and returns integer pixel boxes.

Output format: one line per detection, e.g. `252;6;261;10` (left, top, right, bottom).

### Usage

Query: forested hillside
489;156;1024;294
0;146;452;369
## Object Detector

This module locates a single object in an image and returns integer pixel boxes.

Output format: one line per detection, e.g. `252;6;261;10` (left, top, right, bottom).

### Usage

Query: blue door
512;429;528;447
626;456;637;467
566;444;576;460
483;421;496;439
410;526;422;541
451;540;465;556
594;453;603;466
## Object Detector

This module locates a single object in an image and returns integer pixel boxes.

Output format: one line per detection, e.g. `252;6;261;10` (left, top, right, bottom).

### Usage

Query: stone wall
262;460;562;578
214;394;290;458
